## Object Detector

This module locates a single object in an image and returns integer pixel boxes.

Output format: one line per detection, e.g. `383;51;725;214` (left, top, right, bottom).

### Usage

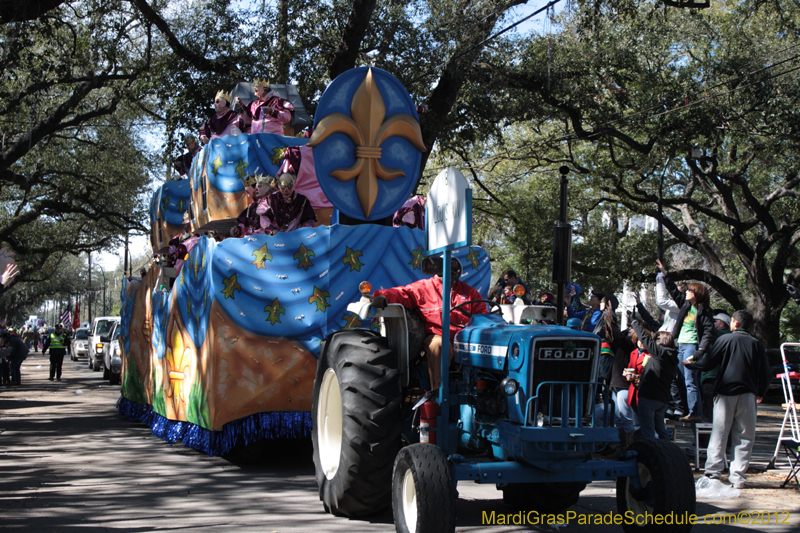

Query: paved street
1;349;799;532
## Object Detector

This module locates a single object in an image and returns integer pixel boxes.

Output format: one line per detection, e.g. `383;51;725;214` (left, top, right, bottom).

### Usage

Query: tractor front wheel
616;439;696;533
392;444;456;533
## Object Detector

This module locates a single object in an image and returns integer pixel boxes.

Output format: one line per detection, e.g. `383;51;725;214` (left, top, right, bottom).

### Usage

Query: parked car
101;322;122;385
89;316;119;372
70;327;91;361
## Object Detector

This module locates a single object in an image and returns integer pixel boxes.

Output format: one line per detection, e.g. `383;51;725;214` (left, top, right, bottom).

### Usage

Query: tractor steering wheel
451;299;504;320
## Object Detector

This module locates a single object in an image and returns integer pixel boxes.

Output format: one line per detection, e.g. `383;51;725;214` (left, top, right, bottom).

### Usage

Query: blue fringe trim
116;397;312;456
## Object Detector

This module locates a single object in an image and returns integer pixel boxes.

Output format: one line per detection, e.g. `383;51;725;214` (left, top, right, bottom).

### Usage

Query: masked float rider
230;174;274;238
257;170;317;235
240;78;294;135
43;324;69;381
372;258;488;390
173;135;201;177
199;90;246;145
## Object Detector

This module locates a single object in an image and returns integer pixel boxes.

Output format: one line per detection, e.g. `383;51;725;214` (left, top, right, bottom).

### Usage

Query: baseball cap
713;313;731;326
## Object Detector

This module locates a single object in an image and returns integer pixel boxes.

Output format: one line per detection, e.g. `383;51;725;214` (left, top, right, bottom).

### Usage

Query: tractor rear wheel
312;329;402;517
392;444;456;533
502;481;585;513
616;439;696;533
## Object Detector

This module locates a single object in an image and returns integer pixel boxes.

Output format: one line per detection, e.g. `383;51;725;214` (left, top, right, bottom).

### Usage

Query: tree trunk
275;0;290;84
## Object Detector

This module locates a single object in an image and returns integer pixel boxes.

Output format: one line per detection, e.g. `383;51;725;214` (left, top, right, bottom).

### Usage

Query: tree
454;0;800;344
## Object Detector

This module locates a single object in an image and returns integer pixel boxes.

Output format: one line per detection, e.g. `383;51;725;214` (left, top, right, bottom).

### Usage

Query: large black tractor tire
312;329;402;517
392;444;456;533
617;439;696;533
502;482;586;513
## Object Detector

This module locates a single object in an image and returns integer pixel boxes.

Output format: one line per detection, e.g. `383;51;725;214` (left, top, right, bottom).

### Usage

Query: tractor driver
372;257;487;391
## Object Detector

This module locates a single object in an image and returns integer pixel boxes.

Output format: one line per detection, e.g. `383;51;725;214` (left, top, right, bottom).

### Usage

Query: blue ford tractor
311;259;696;533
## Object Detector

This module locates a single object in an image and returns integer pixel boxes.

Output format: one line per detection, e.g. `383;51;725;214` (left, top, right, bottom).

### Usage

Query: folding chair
768;343;800;485
780;440;800;489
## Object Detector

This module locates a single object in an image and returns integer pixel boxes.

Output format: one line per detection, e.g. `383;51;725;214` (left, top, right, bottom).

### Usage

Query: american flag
60;308;72;327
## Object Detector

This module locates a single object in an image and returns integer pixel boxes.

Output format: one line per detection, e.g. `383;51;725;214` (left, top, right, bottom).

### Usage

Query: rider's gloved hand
372;295;388;309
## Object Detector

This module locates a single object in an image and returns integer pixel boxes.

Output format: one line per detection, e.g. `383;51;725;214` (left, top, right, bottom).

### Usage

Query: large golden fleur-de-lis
308;68;427;218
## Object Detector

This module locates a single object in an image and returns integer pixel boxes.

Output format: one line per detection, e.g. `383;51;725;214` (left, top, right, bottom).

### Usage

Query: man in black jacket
684;310;771;489
0;330;28;385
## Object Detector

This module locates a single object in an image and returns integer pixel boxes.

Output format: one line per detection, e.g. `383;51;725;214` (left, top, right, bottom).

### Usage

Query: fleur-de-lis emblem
165;322;192;418
251;243;273;270
341;312;362;329
270;146;287;166
465;247;480;270
308;286;331;313
294;243;315;271
409;246;424;270
342;247;364;272
221;273;241;299
212;155;223;175
308;68;427;218
264;298;285;325
235;158;248;179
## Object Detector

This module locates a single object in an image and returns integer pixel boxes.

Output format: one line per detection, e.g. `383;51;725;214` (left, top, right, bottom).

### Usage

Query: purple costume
174;149;200;176
393;196;426;230
200;109;245;140
245;92;294;135
257;190;317;234
235;201;267;237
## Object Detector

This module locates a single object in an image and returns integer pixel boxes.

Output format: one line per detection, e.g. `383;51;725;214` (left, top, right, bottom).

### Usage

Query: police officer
43;324;69;381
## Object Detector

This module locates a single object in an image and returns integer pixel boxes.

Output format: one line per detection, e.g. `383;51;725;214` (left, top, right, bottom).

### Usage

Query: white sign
426;167;472;254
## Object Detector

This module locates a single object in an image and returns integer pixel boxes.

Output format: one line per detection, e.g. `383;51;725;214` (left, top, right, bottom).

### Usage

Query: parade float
117;67;492;455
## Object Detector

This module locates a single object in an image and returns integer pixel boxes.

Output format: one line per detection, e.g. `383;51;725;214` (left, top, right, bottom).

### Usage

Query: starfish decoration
251;244;273;270
235;158;248;179
294;243;315;271
221;273;241;299
307;68;427;218
308;286;331;313
465;247;480;270
270;146;287;166
212;155;223;175
341;312;362;329
409;245;424;270
264;298;285;325
342;247;365;272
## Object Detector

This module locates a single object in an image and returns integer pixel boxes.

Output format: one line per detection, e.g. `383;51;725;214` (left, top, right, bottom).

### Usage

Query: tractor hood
453;314;599;371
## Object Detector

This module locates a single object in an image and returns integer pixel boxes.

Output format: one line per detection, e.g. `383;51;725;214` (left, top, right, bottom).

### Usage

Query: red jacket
374;277;487;340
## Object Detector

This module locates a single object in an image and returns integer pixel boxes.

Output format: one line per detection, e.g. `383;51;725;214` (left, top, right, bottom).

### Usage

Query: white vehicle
102;321;122;385
89;316;119;372
70;327;91;361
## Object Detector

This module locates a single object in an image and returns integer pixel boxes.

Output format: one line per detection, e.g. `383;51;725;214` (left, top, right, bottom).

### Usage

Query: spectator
567;283;584;313
656;259;715;423
654;271;688;419
567;290;604;332
701;312;731;423
629;321;678;440
43;323;69;381
501;270;533;304
597;295;637;448
0;329;28;385
684;310;771;489
372;257;486;390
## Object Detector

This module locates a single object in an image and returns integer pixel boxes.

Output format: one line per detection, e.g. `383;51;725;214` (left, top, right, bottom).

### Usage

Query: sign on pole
425;167;472;255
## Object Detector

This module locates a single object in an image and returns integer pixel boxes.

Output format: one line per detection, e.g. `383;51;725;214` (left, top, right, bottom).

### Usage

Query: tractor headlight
95;343;104;354
501;377;518;396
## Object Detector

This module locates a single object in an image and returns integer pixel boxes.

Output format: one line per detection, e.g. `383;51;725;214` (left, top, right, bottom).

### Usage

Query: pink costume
246;92;294;135
281;146;333;210
200;109;245;140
